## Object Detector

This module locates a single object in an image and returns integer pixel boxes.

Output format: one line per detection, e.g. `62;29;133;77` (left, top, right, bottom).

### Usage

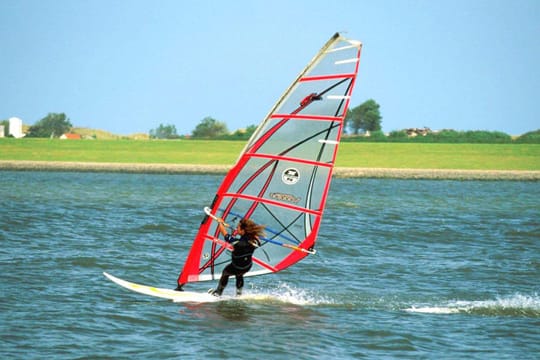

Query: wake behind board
103;272;220;303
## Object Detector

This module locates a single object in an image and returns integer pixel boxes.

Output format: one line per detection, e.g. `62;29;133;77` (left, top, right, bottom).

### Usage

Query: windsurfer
209;218;265;296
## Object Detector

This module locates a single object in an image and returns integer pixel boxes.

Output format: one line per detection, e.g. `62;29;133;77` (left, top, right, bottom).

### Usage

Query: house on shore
60;133;82;140
9;117;25;138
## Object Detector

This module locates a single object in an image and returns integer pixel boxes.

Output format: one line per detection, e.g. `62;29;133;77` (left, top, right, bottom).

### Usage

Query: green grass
0;139;243;165
1;138;539;170
337;143;540;170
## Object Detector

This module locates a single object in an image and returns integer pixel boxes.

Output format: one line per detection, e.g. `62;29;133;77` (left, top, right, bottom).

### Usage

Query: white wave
243;283;334;306
405;306;462;314
405;293;540;315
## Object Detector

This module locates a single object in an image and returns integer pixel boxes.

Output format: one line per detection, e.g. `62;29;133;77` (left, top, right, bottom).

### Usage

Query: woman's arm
217;218;228;237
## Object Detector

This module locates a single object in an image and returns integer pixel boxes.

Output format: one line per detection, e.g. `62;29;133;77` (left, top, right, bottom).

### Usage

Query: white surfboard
103;272;221;303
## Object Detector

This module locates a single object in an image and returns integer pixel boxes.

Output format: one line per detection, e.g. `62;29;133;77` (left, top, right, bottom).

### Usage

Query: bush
413;130;511;143
341;129;521;143
515;129;540;143
387;130;408;141
463;130;512;143
369;130;387;141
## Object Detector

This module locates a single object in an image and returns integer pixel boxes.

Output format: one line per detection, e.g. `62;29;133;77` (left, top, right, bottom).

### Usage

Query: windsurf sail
177;32;362;286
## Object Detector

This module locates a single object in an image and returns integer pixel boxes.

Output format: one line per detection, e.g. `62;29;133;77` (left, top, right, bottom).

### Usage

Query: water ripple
1;172;539;359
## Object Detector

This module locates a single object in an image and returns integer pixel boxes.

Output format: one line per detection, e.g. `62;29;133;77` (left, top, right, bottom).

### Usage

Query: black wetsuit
215;234;258;295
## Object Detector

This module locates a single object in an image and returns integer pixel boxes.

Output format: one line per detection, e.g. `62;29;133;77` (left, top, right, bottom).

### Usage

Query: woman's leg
235;274;244;295
235;265;251;296
213;264;233;296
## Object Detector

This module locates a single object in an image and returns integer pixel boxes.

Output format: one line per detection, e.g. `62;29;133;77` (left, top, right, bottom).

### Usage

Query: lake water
1;171;539;359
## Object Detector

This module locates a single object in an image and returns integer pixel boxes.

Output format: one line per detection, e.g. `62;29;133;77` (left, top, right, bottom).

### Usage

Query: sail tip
332;32;362;47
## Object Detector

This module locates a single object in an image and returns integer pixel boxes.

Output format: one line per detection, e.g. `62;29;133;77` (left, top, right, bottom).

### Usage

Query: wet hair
239;218;265;246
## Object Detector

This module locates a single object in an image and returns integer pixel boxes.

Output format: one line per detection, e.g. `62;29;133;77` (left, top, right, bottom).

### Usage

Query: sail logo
282;168;300;185
270;192;300;204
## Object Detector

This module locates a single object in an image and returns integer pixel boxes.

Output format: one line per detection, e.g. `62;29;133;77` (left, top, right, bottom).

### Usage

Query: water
1;171;539;359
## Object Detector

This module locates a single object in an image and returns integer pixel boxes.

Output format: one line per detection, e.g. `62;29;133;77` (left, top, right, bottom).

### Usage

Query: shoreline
1;160;539;180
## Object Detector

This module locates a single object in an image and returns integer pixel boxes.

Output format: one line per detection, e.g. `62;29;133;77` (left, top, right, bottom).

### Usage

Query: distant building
0;125;4;138
60;133;82;140
9;117;25;138
405;127;431;137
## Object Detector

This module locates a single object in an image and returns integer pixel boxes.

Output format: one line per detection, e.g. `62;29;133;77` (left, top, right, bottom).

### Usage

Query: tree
149;123;179;139
344;109;353;134
27;113;73;138
191;116;229;138
347;99;382;134
229;124;258;140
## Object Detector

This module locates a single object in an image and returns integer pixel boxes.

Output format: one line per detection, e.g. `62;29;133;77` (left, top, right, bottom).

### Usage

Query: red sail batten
299;73;356;82
246;153;334;168
270;114;342;121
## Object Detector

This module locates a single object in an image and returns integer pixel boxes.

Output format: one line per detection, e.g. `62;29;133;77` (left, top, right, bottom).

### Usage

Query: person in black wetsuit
209;217;265;296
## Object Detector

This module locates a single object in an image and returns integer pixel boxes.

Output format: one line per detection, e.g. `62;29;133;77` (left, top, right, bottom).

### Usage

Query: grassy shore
1;138;539;180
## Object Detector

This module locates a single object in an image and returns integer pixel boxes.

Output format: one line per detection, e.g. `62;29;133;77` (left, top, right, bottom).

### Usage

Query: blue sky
1;0;538;136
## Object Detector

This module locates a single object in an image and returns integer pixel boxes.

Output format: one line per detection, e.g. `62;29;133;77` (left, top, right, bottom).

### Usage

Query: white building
0;125;4;138
9;117;25;138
